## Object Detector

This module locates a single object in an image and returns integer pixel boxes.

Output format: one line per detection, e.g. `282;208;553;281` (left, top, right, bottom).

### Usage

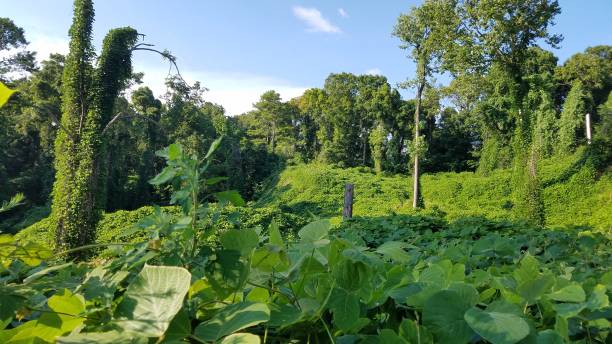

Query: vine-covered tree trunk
51;0;95;253
51;0;138;256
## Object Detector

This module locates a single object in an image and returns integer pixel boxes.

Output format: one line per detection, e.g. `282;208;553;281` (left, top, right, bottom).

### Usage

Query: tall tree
556;45;612;108
394;0;456;208
51;0;139;254
0;17;36;77
442;0;562;224
558;80;590;153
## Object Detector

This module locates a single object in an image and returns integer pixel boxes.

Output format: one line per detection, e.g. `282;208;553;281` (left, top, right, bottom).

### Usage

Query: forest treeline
0;4;611;234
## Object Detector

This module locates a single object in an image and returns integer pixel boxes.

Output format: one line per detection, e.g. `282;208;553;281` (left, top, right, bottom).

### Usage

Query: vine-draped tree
51;0;139;254
393;0;456;208
438;0;562;225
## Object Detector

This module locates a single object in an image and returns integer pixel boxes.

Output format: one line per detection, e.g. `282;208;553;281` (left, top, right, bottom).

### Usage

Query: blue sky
2;0;611;115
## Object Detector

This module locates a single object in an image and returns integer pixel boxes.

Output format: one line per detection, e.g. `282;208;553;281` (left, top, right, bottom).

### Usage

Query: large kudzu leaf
398;318;433;344
214;190;246;206
328;288;361;333
220;333;261;344
163;308;191;342
251;245;290;272
193;302;270;342
535;330;564;344
517;274;554;305
422;290;474;344
220;228;259;256
464;307;530;344
57;331;148;343
115;265;191;337
268;303;301;328
298;219;330;243
375;241;411;263
8;289;87;343
546;284;586;303
585;284;609;310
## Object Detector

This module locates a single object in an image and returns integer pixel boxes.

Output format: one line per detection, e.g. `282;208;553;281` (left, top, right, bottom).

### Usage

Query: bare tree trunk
343;183;354;220
412;78;425;209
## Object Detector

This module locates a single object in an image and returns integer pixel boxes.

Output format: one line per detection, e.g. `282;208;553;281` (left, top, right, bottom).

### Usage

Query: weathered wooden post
342;183;354;220
585;113;592;144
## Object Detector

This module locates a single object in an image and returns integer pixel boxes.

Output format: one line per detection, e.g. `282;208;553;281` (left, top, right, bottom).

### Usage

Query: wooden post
342;183;354;220
585;113;592;144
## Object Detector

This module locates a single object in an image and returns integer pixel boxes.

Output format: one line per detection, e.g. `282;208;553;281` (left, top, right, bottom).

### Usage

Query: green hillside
256;147;611;230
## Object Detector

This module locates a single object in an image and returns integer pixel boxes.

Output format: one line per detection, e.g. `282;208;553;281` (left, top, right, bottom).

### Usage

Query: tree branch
131;46;188;85
101;112;164;135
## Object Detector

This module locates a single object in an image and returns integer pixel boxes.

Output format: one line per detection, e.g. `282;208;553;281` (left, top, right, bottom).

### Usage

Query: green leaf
375;241;411;263
536;330;564;344
268;304;301;328
24;262;73;284
464;307;530;344
246;287;269;303
252;245;290;272
268;220;283;247
168;144;182;160
513;253;540;285
585;284;608;310
377;329;409;344
0;294;25;329
552;303;585;318
57;331;148;343
149;167;176;185
546;284;585;303
206;176;229;185
215;190;246;206
115;265;191;337
329;288;361;333
220;229;259;256
422;290;474;344
205;136;224;160
163;308;191;342
517;274;554;305
193;302;270;342
221;333;261;344
298;219;330;243
398;318;434;344
0;82;15;108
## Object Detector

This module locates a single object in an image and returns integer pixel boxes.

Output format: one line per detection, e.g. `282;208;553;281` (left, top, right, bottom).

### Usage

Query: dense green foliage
51;0;141;253
0;0;610;342
256;147;611;231
1;143;610;342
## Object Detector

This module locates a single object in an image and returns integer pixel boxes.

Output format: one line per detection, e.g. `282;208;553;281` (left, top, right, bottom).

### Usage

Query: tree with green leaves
51;0;143;254
558;80;590;153
556;45;611;108
394;0;456;208
441;0;562;224
0;17;36;77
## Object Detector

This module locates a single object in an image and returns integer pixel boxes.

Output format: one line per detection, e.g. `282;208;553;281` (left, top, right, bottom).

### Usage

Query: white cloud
292;6;341;33
134;63;308;116
11;33;307;116
28;33;69;60
338;8;349;18
365;68;382;76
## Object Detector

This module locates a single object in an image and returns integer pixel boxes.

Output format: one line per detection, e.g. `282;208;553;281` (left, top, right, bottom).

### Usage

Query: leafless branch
131;45;188;85
101;112;163;135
